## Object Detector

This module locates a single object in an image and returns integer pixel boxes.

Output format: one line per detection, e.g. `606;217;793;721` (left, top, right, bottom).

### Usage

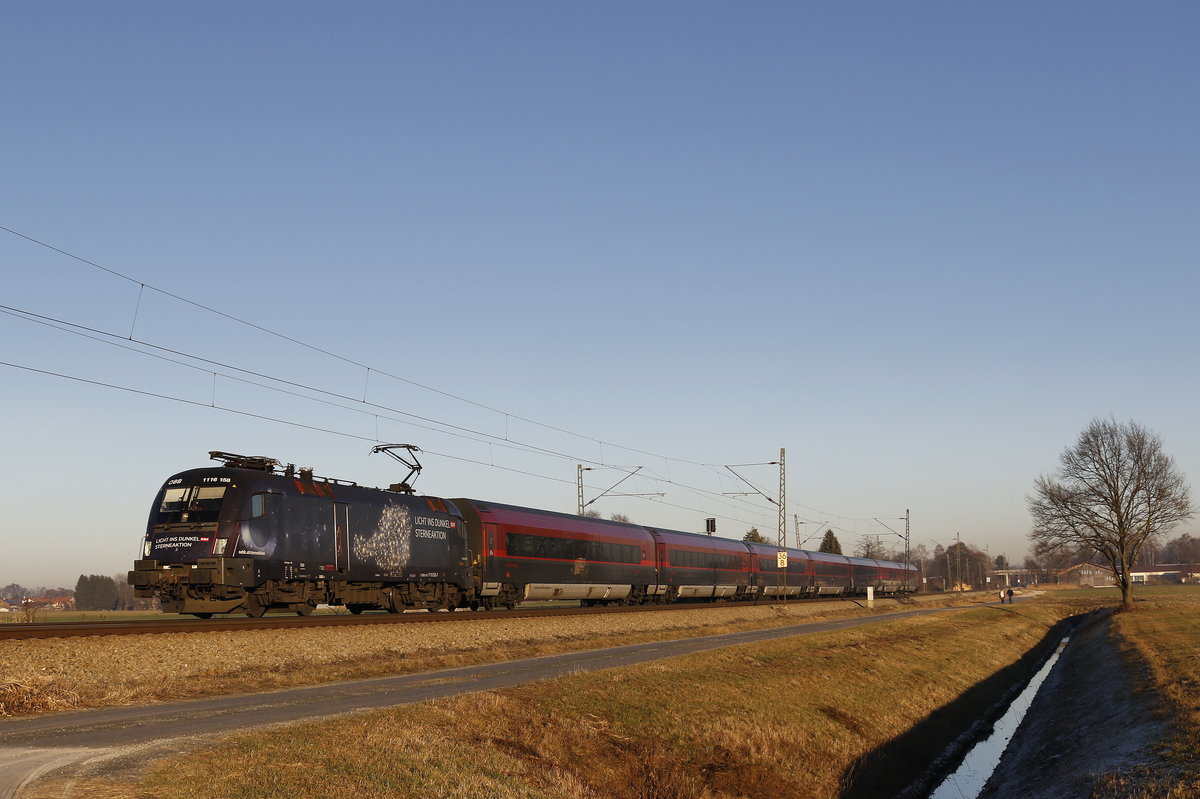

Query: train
129;452;918;617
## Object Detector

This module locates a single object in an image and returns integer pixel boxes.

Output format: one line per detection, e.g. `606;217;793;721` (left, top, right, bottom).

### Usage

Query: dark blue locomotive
129;452;917;617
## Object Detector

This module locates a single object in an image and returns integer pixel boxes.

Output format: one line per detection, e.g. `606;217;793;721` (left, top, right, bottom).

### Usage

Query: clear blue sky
3;2;1198;589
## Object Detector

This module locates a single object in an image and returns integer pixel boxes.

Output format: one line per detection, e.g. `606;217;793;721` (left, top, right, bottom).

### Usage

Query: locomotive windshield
155;485;227;524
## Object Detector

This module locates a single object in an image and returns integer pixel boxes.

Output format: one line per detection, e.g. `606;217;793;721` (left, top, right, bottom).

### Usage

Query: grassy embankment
1092;586;1200;798
35;593;1109;799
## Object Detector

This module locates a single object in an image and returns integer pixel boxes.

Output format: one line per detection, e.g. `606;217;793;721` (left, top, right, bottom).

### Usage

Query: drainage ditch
928;635;1070;799
842;609;1106;799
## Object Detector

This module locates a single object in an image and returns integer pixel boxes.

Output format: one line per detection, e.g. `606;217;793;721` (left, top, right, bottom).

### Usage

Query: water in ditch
928;636;1071;799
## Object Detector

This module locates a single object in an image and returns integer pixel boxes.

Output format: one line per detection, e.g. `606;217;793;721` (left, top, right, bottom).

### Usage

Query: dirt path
978;609;1166;798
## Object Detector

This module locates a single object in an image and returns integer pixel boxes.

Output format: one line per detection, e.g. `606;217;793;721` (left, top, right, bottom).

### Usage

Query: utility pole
956;531;963;591
875;511;909;567
777;448;786;598
777;448;786;550
905;509;911;567
723;452;787;597
577;465;663;515
577;464;585;516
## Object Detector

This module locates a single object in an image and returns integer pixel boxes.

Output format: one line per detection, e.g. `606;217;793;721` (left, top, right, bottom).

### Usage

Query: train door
483;523;497;580
333;502;350;572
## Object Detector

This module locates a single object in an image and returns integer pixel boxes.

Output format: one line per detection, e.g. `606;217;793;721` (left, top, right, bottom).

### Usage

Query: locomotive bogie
129;557;255;615
390;582;465;611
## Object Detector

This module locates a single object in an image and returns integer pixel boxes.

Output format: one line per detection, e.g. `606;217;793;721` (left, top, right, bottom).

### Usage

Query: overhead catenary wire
0;303;603;466
1;224;705;463
0;349;891;541
0;358;780;533
0;301;814;526
0;303;893;540
1;225;906;538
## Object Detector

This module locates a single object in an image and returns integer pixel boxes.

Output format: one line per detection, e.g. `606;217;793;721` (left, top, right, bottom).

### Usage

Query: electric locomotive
129;451;917;617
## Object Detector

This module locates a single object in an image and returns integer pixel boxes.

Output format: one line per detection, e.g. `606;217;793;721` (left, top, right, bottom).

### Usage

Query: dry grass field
0;595;976;717
24;594;1107;799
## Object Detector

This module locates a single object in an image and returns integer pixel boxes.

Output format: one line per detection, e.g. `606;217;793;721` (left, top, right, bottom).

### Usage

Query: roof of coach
645;526;750;552
807;550;853;565
744;541;815;560
452;498;651;535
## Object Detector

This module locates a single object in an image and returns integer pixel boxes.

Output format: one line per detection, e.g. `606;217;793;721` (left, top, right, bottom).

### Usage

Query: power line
1;303;897;539
0;357;777;533
0;301;794;523
1;225;908;534
0;303;599;466
0;224;714;466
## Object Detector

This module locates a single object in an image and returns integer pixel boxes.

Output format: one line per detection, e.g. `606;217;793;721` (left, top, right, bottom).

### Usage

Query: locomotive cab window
159;487;190;516
155;485;227;524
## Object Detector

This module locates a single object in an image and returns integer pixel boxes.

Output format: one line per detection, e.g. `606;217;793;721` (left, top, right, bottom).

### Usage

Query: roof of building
1055;562;1115;578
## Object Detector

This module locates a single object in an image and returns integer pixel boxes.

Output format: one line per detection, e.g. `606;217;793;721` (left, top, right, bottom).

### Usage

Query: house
1055;562;1116;587
36;596;75;611
1131;564;1199;585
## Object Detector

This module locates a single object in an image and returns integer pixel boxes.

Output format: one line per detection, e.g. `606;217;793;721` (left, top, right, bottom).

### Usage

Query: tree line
1;575;152;610
0;583;74;600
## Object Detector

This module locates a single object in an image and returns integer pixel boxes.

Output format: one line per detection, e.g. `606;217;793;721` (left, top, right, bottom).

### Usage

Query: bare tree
854;535;889;559
1029;418;1193;610
1;584;30;600
1162;533;1200;566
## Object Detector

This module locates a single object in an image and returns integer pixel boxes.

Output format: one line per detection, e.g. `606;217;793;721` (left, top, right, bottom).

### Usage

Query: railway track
0;594;928;640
